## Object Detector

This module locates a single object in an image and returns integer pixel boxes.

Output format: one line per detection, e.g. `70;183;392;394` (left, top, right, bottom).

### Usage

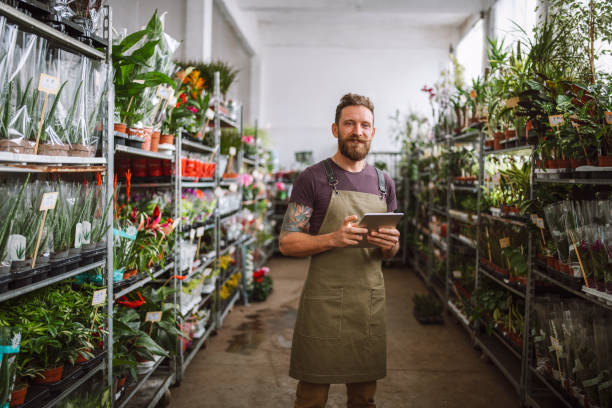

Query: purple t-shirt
289;159;397;235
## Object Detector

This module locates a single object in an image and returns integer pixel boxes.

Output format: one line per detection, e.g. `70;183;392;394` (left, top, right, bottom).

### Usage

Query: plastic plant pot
598;155;612;167
147;160;162;178
493;132;504;150
9;383;28;407
133;159;148;178
556;159;571;169
114;123;127;134
150;130;160;152
34;365;64;384
160;134;174;145
10;268;35;289
141;127;153;151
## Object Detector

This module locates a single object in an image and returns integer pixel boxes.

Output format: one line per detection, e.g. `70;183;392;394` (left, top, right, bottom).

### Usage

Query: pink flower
275;182;285;191
242;135;255;145
187;106;198;114
239;173;254;187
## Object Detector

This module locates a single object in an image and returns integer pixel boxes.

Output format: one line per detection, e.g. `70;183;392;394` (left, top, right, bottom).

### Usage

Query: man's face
333;105;375;161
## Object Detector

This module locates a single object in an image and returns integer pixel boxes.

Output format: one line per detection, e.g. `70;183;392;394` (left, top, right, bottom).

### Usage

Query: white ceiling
238;0;495;28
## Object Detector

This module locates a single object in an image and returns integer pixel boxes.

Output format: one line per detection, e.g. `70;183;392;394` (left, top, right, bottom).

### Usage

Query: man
279;93;399;408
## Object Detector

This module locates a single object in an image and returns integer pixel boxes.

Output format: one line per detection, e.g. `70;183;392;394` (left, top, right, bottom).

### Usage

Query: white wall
211;2;252;122
260;24;456;169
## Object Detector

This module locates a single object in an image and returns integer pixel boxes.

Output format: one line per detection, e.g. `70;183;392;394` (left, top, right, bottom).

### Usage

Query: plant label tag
196;226;205;237
550;336;562;352
92;289;107;306
133;79;145;84
548;115;563;127
229;146;237;156
214;187;224;198
145;311;162;322
605;111;612;125
168;95;177;107
74;222;83;249
205;108;215;120
39;192;58;211
229;183;238;193
37;73;60;94
203;267;212;277
156;86;173;100
506;97;519;108
531;214;538;224
499;237;510;249
7;234;26;261
189;228;196;241
81;221;91;245
452;270;462;279
536;217;545;229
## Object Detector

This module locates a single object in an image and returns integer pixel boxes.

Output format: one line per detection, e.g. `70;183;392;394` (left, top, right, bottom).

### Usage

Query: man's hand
367;227;400;257
331;215;369;247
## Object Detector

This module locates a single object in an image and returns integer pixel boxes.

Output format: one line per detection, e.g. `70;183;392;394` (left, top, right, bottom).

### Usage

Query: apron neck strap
375;167;386;200
322;159;339;194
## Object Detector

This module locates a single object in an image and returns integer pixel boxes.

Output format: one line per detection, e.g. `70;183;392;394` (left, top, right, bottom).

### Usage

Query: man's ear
332;122;338;139
371;127;376;139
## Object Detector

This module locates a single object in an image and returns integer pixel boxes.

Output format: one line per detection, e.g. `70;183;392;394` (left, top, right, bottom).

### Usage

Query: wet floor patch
225;306;297;355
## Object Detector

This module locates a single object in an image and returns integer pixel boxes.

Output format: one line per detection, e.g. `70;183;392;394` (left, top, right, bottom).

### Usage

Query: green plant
0;176;30;261
412;293;443;317
176;60;239;99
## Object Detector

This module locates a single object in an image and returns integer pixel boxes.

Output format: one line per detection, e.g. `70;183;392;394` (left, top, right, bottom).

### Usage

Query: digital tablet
350;212;404;248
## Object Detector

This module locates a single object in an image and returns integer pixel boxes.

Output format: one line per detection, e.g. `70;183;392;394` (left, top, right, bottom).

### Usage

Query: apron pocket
369;288;386;337
298;288;343;339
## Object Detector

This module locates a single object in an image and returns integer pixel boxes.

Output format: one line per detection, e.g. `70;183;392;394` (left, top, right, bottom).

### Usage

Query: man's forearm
279;231;337;257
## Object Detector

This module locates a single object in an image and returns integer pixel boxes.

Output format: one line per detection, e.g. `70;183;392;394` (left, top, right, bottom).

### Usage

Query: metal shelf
128;182;174;189
182;324;215;373
431;233;447;251
448;209;476;224
115;145;175;161
117;357;167;408
0;2;106;60
0;151;107;165
447;130;481;144
490;327;522;360
474;333;521;393
485;145;533;156
41;362;104;408
535;176;612;185
533;269;612;312
450;234;477;249
220;179;239;186
529;366;576;408
243;157;256;166
182;181;216;188
219;289;240;326
447;300;471;333
217;113;240;128
145;371;175;408
181;139;216;153
432;206;446;217
114;263;175;300
0;260;106;303
451;184;479;193
480;213;527;228
479;267;525;298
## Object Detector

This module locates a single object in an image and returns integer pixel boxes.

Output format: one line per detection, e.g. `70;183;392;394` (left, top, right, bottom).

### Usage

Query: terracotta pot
75;349;92;364
148;159;163;177
484;139;494;149
22;140;35;155
545;159;558;169
556;159;571;169
38;143;69;156
552;258;560;271
68;144;96;157
0;138;25;154
546;256;556;269
181;157;188;177
559;262;571;275
160;133;174;145
133;159;147;178
504;129;516;140
598;155;612;167
9;383;28;407
569;159;586;169
114;123;127;134
141;127;153;151
123;268;138;280
34;365;64;384
150;130;161;152
127;127;141;137
493;132;504;150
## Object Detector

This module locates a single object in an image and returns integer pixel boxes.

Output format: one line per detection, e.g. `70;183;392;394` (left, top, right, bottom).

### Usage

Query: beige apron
289;159;388;384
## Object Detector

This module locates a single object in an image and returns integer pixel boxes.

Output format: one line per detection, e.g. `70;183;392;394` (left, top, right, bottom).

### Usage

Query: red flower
96;172;102;186
117;291;145;308
171;275;186;280
255;277;264;283
125;169;132;205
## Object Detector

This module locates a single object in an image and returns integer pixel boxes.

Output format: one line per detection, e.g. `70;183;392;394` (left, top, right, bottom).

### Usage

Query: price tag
549;115;564;127
499;237;510;248
531;214;538;224
39;192;58;211
605;111;612;125
189;228;196;241
452;270;462;279
506;97;519;108
229;183;238;193
229;146;237;156
536;217;545;229
205;108;215;120
196;226;205;237
37;73;60;94
156;86;174;100
145;311;163;322
92;289;107;306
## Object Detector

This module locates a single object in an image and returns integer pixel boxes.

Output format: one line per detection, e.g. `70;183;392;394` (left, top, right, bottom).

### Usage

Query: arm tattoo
280;202;313;239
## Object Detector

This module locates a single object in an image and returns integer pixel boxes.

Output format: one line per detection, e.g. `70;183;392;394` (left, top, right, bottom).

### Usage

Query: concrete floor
169;256;520;408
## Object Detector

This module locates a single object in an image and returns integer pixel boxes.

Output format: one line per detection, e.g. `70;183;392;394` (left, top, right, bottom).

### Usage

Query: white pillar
183;0;213;62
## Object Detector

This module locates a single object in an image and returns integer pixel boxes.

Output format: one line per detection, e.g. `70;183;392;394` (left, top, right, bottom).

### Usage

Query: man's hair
334;93;374;126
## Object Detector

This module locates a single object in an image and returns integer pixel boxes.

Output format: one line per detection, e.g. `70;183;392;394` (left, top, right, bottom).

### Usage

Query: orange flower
176;70;188;84
125;169;132;205
96;172;102;186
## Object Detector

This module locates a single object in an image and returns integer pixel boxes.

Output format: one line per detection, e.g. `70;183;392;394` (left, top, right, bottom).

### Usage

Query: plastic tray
10;267;37;289
15;384;50;408
49;254;81;277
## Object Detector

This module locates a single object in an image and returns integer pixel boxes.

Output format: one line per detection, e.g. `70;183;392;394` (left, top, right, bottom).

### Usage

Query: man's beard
339;133;371;161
